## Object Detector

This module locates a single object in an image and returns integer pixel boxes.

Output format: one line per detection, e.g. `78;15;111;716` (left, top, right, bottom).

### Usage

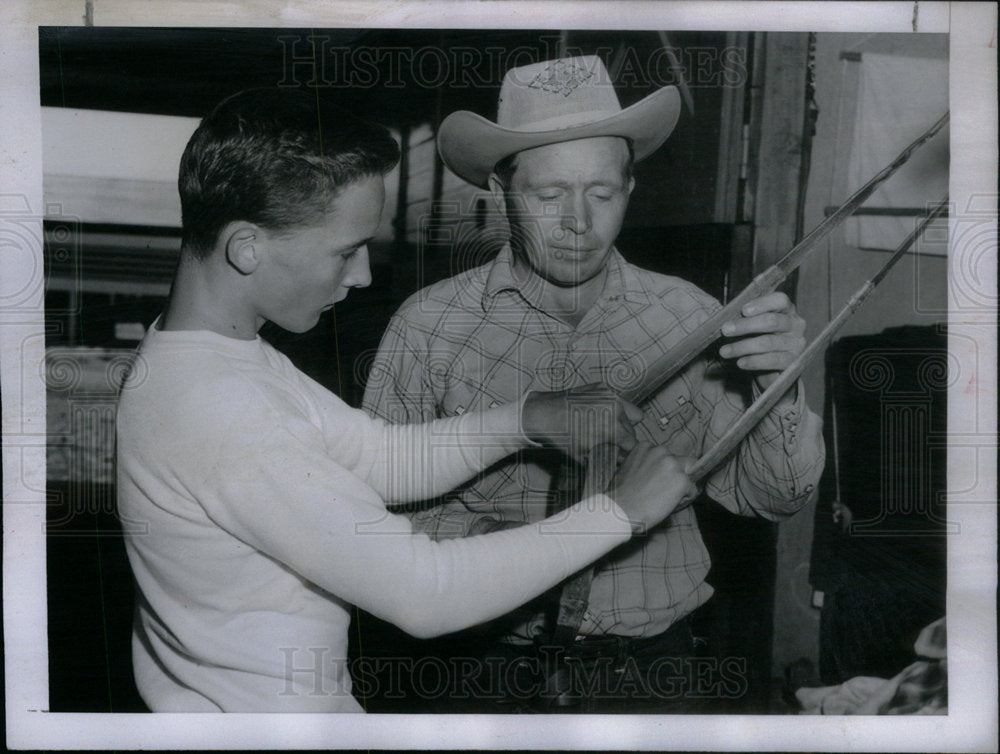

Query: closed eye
337;237;373;259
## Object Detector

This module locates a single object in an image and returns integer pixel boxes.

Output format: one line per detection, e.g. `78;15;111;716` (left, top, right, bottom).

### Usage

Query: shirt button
805;484;815;493
658;415;670;427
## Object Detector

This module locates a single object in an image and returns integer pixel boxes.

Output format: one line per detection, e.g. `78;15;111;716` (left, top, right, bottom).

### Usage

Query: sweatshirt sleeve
185;387;631;639
361;310;517;537
320;393;534;505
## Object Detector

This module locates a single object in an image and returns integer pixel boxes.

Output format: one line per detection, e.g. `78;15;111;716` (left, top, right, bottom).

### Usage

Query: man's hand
522;383;642;463
719;292;806;393
607;443;698;534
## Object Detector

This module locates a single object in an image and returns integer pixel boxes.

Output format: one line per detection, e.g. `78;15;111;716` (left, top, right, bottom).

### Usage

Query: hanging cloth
845;53;949;251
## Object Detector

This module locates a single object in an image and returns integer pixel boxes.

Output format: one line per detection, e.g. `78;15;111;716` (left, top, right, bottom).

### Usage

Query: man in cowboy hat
363;55;824;712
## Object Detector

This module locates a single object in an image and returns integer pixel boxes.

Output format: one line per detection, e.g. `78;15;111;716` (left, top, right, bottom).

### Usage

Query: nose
559;192;592;235
345;246;372;289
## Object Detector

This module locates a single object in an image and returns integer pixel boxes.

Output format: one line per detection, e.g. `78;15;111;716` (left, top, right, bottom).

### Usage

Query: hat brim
437;85;681;188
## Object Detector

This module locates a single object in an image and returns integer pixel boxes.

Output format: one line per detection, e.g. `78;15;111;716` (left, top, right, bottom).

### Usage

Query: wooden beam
714;32;750;225
747;33;811;280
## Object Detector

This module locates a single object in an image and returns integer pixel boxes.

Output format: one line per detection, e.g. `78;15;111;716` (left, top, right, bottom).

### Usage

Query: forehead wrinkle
515;154;630;192
521;175;627;191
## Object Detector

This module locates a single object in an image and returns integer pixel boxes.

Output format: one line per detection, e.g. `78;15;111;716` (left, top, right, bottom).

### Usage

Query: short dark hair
491;138;635;189
179;88;400;256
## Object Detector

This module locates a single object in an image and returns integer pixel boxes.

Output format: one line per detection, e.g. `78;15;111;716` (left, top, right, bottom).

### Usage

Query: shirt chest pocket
439;385;507;417
645;393;698;446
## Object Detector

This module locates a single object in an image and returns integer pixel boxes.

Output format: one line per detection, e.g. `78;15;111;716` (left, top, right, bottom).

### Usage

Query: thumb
622;400;644;425
679;457;701;500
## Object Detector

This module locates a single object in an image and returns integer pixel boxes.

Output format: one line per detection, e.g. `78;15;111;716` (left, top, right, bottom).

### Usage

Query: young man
115;88;697;712
363;56;826;711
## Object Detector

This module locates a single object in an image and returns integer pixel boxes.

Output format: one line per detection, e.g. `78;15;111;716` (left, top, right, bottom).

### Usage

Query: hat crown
497;56;623;132
436;54;681;188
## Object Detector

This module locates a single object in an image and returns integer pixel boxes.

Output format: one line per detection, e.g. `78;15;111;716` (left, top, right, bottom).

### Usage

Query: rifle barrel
626;111;949;405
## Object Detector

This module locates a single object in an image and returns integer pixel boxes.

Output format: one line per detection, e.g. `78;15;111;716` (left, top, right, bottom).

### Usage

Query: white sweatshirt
116;325;632;712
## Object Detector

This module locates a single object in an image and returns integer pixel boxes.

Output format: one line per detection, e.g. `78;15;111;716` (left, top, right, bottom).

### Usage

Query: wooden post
732;30;811;707
747;33;812;286
714;31;750;226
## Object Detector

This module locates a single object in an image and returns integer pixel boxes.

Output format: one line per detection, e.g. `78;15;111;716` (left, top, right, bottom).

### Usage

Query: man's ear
223;224;261;275
487;173;508;217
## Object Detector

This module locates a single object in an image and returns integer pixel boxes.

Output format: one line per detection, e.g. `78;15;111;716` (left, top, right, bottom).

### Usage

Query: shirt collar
482;244;648;311
482;244;519;304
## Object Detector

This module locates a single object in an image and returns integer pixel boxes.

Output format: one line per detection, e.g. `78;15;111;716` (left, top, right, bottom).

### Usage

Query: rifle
552;112;950;643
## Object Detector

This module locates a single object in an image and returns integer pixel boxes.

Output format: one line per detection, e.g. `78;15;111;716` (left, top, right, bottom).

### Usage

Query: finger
616;432;638;453
720;333;802;359
680;478;698;503
568;383;610;402
741;292;791;316
643;445;673;473
621;400;644;424
657;455;694;494
630;440;653;455
721;311;792;338
621;441;652;467
728;351;798;373
616;413;638;445
679;455;699;472
617;410;639;432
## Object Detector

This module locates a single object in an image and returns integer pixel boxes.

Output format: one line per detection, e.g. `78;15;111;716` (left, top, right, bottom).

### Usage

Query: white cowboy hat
437;55;681;188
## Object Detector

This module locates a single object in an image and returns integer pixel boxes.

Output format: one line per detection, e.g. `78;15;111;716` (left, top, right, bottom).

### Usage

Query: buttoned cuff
752;379;808;457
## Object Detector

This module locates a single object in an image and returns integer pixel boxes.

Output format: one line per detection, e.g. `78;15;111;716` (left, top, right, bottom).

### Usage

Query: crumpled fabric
795;617;947;715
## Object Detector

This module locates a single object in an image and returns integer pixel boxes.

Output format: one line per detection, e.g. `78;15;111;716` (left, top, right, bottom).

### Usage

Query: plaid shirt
363;246;824;638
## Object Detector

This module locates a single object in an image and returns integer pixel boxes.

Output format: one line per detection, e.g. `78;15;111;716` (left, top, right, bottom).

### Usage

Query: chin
286;322;319;334
550;266;602;287
281;314;324;334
